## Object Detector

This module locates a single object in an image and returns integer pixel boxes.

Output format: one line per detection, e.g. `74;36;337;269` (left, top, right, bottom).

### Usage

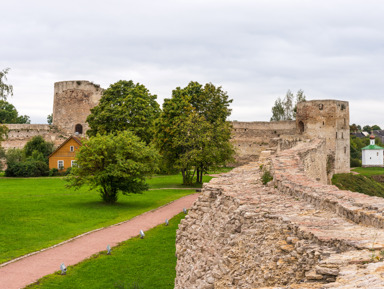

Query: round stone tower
52;81;103;135
296;100;350;175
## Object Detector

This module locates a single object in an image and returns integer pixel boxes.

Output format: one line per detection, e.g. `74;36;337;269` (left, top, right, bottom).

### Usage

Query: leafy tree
47;113;53;125
271;89;306;121
0;125;7;142
24;135;54;161
372;125;381;131
350;123;359;133
155;81;234;185
5;148;24;164
66;131;160;204
0;68;13;100
363;125;372;133
86;80;160;144
0;100;30;124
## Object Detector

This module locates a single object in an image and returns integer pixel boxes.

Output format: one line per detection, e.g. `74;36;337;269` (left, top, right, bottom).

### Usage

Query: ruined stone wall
231;121;297;165
175;139;384;288
52;80;103;135
2;124;68;150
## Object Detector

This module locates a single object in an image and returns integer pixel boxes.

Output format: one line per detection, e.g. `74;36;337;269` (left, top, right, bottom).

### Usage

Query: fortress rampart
2;124;67;150
175;139;384;288
231;121;296;165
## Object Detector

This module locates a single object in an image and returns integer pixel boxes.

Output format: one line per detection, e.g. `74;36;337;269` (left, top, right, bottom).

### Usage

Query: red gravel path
0;193;199;289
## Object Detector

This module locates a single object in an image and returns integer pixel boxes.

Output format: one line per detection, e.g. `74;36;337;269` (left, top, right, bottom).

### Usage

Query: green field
27;213;185;289
0;175;205;264
351;167;384;176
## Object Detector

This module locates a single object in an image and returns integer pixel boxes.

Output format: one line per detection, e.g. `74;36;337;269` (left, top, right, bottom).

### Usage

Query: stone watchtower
296;100;350;175
52;81;103;135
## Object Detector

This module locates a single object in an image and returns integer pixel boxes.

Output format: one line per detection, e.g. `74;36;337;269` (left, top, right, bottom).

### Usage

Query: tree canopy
0;100;30;124
66;130;160;203
86;80;160;144
0;68;13;100
155;81;234;185
24;135;54;161
270;89;306;121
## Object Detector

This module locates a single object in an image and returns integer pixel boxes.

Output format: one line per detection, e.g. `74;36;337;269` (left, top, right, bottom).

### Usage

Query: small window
58;160;64;170
71;160;77;167
70;146;74;152
344;147;347;154
378;152;379;157
336;132;338;139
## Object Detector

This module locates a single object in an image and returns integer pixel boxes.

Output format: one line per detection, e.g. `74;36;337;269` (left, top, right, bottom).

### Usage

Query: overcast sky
1;0;384;126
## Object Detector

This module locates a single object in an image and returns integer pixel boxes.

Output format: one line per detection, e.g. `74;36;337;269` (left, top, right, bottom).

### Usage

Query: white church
362;134;384;167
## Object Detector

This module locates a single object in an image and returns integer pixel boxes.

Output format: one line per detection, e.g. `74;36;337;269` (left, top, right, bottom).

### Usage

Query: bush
49;168;59;176
262;170;273;185
5;161;49;177
350;158;362;168
64;167;72;176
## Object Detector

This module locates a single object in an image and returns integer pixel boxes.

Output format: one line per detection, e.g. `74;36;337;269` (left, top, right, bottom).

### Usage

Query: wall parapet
175;140;384;288
271;139;384;229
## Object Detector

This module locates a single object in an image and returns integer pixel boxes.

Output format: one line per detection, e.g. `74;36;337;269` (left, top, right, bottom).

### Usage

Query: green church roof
362;144;384;150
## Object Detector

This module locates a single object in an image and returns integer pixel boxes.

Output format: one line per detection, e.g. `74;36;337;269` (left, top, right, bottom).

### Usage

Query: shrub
64;167;72;176
5;160;49;177
262;170;273;185
350;158;362;168
49;168;59;176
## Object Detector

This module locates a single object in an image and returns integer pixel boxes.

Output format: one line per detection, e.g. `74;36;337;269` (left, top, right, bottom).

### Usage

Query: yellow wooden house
49;136;83;171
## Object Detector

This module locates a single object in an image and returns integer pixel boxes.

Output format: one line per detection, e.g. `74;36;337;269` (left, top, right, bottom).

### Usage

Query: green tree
372;125;381;131
24;135;54;161
66;131;160;203
0;68;13;100
271;89;306;121
0;100;30;124
350;123;359;133
363;125;372;133
5;148;24;164
155;81;234;185
47;113;53;125
86;80;160;144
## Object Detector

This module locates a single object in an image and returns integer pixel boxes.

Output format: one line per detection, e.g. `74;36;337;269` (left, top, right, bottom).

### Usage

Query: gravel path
0;193;199;289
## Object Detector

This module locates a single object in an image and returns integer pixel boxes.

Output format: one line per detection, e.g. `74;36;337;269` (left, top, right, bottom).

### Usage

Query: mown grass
26;213;185;289
332;173;384;198
147;174;212;189
0;175;197;264
351;167;384;176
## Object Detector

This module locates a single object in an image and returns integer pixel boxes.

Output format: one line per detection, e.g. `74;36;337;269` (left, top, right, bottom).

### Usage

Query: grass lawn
351;167;384;176
27;213;185;289
0;175;197;264
147;174;212;189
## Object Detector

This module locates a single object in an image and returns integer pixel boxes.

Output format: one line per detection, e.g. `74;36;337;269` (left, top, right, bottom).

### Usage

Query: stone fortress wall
175;138;384;288
0;80;350;180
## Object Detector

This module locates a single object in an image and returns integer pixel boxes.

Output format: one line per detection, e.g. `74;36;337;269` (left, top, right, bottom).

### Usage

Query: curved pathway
0;193;199;289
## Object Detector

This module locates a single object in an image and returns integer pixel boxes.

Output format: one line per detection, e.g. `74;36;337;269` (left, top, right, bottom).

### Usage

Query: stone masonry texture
175;138;384;288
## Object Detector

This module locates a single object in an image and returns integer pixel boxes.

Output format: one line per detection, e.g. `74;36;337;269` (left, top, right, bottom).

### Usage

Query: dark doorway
298;121;304;134
75;124;83;134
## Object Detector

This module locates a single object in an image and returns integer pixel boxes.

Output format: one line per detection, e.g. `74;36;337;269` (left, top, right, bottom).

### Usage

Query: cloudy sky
1;0;384;126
